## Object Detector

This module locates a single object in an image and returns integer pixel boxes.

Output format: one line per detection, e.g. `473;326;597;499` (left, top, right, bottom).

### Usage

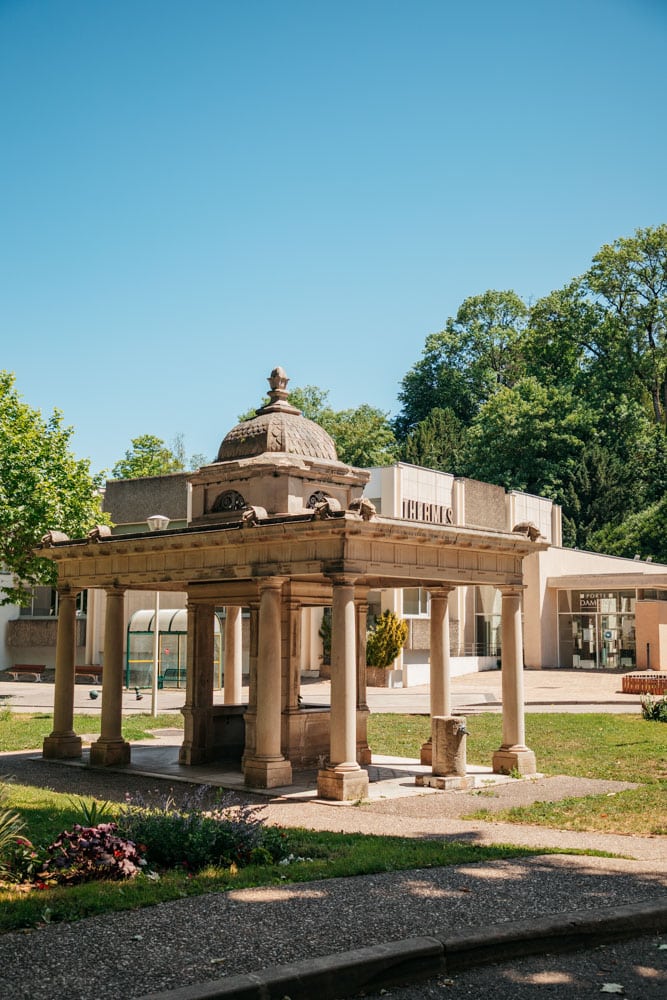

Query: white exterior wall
523;546;667;669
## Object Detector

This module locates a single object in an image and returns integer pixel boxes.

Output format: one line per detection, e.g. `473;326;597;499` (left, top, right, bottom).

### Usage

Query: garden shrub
40;823;145;884
117;786;289;872
366;610;408;668
640;693;667;722
0;778;27;878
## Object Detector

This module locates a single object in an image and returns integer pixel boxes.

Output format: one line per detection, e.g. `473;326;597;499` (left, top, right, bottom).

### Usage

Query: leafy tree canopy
111;435;186;479
0;372;107;605
395;289;528;436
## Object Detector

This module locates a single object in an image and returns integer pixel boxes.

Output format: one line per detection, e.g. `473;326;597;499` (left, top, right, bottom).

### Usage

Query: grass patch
0;712;182;753
466;784;667;837
0;781;553;934
367;712;667;836
368;712;667;783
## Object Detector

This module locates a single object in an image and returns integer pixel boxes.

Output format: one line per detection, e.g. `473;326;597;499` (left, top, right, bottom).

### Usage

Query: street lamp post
146;514;170;718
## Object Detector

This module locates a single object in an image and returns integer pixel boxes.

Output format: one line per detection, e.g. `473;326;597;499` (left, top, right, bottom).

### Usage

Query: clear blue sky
2;0;666;476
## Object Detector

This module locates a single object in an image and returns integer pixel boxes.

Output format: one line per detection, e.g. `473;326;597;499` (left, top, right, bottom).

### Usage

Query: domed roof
217;367;339;463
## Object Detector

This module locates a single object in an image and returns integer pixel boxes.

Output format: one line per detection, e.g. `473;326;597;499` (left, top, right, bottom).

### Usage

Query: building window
474;587;502;656
402;588;429;617
19;587;87;618
557;590;635;669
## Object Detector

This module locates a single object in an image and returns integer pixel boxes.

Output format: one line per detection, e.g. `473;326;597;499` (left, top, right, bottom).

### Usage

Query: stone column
180;601;215;764
223;606;243;705
43;587;82;759
90;587;130;766
355;590;371;765
318;577;369;801
492;586;537;776
243;578;292;788
421;587;455;765
283;595;302;712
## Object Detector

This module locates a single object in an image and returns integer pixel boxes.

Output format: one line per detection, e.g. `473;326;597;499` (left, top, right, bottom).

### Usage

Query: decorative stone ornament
188;367;369;526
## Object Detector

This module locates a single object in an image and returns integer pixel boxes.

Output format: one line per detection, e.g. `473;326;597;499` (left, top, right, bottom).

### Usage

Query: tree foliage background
0;372;108;604
394;224;667;560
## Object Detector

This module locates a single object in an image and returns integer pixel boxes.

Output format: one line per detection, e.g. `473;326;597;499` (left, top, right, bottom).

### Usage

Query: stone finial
512;521;543;542
349;497;377;521
87;524;112;542
41;530;70;546
255;367;301;417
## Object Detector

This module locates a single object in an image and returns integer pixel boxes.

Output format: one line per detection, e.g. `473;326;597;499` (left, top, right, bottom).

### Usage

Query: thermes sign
402;499;454;524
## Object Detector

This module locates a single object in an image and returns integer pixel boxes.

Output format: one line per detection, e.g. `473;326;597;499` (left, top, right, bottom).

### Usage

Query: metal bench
4;664;46;682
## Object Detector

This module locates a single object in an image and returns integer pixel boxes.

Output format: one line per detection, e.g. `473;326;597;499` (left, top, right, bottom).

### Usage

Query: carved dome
217;367;339;463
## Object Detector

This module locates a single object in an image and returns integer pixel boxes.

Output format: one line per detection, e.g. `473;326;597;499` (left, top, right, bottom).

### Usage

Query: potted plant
366;610;408;687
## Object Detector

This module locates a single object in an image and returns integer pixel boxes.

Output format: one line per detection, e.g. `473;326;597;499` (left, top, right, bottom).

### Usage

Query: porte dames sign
402;498;454;525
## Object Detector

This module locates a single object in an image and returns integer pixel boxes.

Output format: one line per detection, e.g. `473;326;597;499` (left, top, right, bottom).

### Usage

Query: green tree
582;224;667;428
590;494;667;564
398;407;468;473
462;378;594;497
0;372;107;605
366;610;408;669
395;290;529;437
111;435;185;479
322;404;397;467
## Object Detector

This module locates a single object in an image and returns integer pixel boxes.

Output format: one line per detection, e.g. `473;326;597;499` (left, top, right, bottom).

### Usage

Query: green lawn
368;712;667;836
0;708;181;752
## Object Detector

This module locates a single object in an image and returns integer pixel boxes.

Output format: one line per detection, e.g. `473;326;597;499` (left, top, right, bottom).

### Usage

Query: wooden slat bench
75;665;103;683
4;664;46;682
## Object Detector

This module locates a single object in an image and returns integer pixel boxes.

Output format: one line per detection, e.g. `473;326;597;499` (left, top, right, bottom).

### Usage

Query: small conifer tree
366;610;408;669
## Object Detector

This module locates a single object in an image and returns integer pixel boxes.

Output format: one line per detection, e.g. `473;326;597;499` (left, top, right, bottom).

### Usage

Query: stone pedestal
432;715;467;777
317;763;369;801
492;747;537;776
90;738;131;767
244;756;292;789
420;739;432;766
43;733;82;759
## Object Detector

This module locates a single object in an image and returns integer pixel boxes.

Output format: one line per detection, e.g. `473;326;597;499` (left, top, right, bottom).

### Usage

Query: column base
90;738;131;767
492;747;537;776
243;755;293;789
179;743;213;765
420;738;432;766
317;763;369;801
43;733;82;760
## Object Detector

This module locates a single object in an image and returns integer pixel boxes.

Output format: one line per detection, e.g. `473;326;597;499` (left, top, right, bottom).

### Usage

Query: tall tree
0;372;107;604
398;407;467;474
462;377;594;498
395;290;528;437
583;224;667;427
111;435;185;479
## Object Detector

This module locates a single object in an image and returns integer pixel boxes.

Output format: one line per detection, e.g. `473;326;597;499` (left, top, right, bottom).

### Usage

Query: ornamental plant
117;785;289;872
640;693;667;722
39;823;145;885
366;610;408;669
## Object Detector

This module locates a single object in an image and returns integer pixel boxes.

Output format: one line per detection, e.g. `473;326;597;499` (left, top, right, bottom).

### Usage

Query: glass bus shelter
126;608;224;690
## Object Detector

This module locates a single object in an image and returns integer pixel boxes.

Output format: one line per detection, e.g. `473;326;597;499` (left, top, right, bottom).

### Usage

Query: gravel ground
359;934;667;999
1;857;666;1000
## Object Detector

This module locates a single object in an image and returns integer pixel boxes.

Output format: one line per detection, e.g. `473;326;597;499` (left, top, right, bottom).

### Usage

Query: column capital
105;584;126;598
428;585;456;600
256;575;286;594
57;583;80;599
328;574;358;588
499;584;525;598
